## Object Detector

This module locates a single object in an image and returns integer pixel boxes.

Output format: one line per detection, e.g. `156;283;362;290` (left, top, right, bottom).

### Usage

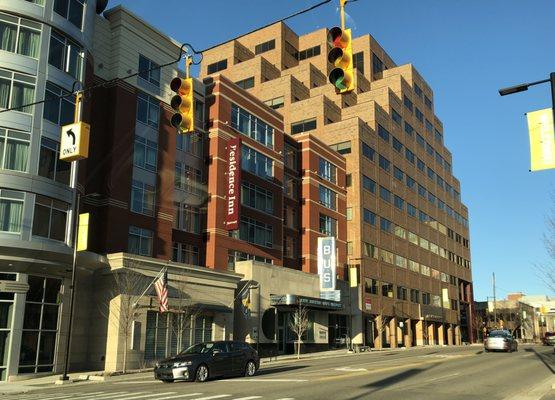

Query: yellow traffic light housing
170;77;195;133
327;26;354;94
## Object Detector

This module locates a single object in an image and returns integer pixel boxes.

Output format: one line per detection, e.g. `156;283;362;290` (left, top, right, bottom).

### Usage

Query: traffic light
327;26;354;94
170;77;194;133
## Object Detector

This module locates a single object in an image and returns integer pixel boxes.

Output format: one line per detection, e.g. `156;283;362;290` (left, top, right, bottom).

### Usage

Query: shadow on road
257;365;308;376
524;347;555;374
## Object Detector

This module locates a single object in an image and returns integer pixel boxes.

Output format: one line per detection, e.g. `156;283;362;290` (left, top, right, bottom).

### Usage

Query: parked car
154;341;259;383
543;332;555;346
484;330;518;353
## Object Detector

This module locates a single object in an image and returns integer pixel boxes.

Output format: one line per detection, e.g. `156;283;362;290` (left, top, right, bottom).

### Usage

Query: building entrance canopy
270;294;343;311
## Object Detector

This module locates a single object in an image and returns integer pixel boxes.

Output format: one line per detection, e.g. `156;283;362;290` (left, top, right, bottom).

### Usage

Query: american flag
154;269;169;313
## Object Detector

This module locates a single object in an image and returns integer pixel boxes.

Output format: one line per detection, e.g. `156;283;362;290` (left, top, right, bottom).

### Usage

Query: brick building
200;21;474;347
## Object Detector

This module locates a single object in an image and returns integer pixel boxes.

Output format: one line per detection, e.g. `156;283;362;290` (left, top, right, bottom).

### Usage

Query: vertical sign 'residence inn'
225;136;242;230
317;236;336;292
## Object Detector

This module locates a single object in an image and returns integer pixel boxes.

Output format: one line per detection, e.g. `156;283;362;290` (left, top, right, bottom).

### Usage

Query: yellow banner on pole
527;108;555;171
77;213;89;251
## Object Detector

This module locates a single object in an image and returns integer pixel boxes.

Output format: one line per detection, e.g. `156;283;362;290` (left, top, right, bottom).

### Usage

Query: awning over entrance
270;294;343;311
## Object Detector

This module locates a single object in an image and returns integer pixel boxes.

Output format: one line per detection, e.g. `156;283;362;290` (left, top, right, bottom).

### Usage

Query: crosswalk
6;391;296;400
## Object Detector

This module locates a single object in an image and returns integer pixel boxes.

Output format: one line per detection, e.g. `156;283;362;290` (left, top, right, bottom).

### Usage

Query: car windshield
488;331;509;338
180;343;215;355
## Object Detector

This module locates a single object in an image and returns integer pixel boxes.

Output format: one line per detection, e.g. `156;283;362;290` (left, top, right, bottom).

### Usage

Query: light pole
346;257;365;351
499;72;555;126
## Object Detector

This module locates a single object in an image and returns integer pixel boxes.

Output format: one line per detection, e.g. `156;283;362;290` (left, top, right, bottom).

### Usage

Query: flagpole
133;266;166;308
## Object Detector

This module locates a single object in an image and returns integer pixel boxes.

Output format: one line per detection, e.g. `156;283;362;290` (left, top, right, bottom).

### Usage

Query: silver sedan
484;330;518;352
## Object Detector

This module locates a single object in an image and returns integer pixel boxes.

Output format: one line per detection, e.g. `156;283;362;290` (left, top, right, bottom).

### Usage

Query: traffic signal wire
0;0;334;115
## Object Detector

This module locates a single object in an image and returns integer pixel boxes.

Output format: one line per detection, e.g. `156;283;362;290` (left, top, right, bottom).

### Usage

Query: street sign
60;122;90;161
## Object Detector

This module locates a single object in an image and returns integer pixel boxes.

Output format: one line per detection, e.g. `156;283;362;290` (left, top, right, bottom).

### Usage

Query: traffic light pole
60;92;83;381
340;0;346;30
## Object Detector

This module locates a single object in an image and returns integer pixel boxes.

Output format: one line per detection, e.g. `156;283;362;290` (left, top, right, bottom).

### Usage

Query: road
5;344;555;400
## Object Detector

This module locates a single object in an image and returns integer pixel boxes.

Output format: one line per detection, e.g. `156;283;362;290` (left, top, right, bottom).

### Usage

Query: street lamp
498;72;555;125
60;191;99;381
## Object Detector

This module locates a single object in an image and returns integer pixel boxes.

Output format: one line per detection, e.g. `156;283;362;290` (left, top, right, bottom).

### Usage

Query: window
363;242;378;258
415;107;423;123
407;203;417;217
0;68;35;114
255;39;275;55
419;210;428;223
425;119;433;134
362;142;375;161
319;214;336;236
174;203;202;234
318;158;336;183
32;195;68;241
380;249;394;264
128;226;153;256
133;135;157;172
284;236;297;259
418;184;426;198
377;124;390;142
372;53;384;78
392;136;402;152
172;242;199;265
0;127;30;172
228;250;273;270
19;276;61;374
422;292;431;305
235;77;254;90
405;148;415;164
408;231;418;245
379;155;390;172
233;216;273;248
435;129;443;143
131;179;155;216
319;185;336;210
0;13;41;58
393;166;404;182
404;122;414;137
297;45;320;61
353;52;364;74
137;92;160;128
408;260;419;272
406;175;416;191
207;59;227;74
362;175;376;193
427;167;435;181
330;141;351;155
425;95;432;109
414;83;423;98
283;174;298;199
175;162;203;195
380;217;393;233
43;81;75;126
410;289;420;303
417;158;425;172
365;278;378;295
416;133;425;148
428;192;437;206
38;137;70;185
379;186;391;203
264;96;284;110
284;205;297;229
394;225;406;239
381;282;393;298
291;118;316;134
403;95;413;112
48;30;83;80
436;175;445;190
391;109;402;125
394;195;404;211
425;141;434;156
53;0;85;29
241;145;273;180
346;207;352;221
231;104;274;148
242;182;273;214
0;189;24;233
397;286;407;300
284;41;297;59
138;55;160;87
419;236;429;250
363;208;376;226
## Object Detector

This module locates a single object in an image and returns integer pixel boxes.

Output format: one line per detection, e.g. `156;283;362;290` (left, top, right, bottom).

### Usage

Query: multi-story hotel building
200;22;474;347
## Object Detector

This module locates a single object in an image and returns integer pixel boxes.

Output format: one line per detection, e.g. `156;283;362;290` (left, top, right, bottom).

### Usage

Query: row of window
241;145;273;180
230;104;274;149
0;12;41;59
174;162;203;196
231;216;273;248
173;203;202;234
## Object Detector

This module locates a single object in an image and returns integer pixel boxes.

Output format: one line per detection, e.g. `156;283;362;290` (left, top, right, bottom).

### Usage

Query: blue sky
109;0;555;300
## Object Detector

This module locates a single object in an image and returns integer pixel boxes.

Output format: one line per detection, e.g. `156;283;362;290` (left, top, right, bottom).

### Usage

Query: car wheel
196;364;209;382
245;360;256;377
161;379;174;383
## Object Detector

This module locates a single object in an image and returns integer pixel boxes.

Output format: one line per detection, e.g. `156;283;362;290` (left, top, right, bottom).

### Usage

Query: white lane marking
41;394;98;400
275;398;296;400
232;397;262;400
424;372;460;382
190;396;231;400
81;392;150;400
221;378;307;382
70;392;130;399
335;367;367;372
113;393;177;400
156;394;202;400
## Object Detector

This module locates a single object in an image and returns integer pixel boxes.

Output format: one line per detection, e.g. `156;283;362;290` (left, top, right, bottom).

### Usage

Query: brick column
389;317;397;348
404;318;412;348
438;323;445;345
447;324;454;345
374;315;383;349
415;320;424;346
428;322;435;345
455;325;462;345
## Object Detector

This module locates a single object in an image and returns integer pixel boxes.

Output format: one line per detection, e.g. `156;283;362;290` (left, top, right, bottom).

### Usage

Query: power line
0;0;334;115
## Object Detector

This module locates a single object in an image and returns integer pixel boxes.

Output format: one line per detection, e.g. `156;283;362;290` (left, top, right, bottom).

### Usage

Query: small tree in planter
289;305;309;359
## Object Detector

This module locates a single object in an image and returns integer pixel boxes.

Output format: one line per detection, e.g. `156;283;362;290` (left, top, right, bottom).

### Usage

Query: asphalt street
4;344;555;400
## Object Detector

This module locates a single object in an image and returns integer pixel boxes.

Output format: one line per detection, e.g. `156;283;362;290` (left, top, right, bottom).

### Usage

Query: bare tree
289;305;309;359
472;311;485;342
537;195;555;292
100;267;149;374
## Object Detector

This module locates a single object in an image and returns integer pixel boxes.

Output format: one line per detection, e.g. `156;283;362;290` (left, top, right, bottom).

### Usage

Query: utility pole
492;273;497;328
